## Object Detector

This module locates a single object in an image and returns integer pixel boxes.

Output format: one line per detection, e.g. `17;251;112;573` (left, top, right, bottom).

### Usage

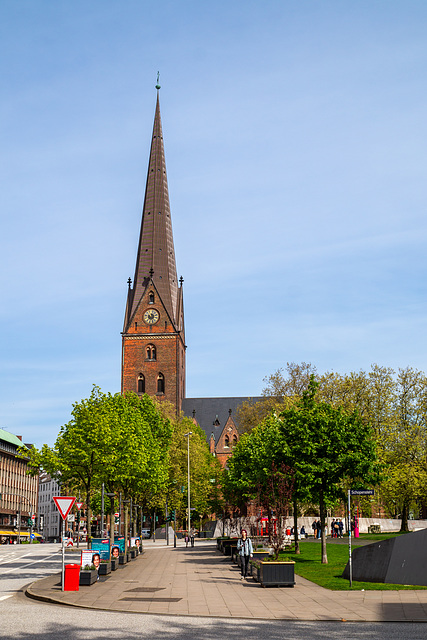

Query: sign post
348;489;375;588
53;496;76;591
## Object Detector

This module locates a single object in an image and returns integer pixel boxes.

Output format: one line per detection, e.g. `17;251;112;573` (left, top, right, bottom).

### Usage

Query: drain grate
125;587;165;593
120;597;182;603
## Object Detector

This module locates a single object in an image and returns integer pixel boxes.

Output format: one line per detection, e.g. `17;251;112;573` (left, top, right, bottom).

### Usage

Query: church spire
127;91;178;328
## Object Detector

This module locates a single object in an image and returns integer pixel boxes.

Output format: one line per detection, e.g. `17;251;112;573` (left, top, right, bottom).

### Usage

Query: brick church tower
121;88;185;413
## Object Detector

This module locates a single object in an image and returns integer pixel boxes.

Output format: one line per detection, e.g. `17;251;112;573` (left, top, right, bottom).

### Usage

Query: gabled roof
182;397;262;442
126;92;179;329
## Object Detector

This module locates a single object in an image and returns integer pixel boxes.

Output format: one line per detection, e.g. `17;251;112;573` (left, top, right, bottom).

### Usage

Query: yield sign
76;502;83;510
53;496;76;520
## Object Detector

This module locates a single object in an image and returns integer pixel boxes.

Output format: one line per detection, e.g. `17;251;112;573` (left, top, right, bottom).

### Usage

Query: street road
0;544;426;639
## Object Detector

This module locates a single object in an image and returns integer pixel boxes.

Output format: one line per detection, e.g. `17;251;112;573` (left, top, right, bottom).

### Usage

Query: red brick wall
122;287;185;412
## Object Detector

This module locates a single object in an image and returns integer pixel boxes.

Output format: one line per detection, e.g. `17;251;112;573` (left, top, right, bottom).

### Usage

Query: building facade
38;471;61;542
0;428;39;543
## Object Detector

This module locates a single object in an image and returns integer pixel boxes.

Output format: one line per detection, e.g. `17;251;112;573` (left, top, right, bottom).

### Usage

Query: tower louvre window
137;374;145;394
224;435;230;448
157;373;165;394
149;292;155;304
146;345;156;361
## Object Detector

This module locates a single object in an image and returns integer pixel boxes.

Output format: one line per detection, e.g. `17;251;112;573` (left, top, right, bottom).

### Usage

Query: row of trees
24;386;222;546
236;362;427;534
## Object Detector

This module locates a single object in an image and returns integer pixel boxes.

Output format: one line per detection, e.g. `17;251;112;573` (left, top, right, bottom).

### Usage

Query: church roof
182;397;262;442
126;91;179;329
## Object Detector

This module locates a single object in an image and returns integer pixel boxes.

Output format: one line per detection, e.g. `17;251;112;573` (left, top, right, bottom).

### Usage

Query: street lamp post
184;432;192;537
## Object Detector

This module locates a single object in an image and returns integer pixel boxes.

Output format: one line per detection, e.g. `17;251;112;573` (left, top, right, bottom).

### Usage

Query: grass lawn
280;540;427;591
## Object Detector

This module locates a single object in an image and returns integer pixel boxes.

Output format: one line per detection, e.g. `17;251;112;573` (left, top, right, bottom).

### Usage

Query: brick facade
121;282;185;411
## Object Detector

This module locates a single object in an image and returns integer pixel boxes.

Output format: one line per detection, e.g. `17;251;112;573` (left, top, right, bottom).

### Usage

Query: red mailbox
64;563;80;591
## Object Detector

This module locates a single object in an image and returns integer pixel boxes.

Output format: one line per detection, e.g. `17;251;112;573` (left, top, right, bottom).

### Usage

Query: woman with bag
237;529;253;580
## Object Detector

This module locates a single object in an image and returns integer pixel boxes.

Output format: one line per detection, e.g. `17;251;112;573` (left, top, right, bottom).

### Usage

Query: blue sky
1;1;427;447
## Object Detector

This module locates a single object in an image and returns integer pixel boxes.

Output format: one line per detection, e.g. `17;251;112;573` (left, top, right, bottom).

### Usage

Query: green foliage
229;377;381;564
237;362;427;532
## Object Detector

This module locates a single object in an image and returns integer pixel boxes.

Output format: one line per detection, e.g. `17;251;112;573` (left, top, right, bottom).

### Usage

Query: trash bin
64;563;80;591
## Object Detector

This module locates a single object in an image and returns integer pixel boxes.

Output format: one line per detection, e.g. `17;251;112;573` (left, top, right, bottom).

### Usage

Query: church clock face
143;309;160;325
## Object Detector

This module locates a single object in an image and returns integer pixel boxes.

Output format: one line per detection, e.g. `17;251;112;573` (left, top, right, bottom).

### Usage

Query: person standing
237;529;253;580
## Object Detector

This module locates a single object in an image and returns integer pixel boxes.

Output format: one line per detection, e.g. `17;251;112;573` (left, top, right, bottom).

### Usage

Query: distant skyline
1;1;427;447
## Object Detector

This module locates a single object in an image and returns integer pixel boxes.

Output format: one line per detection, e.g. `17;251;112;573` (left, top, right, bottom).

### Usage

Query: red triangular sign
53;496;76;520
76;502;83;510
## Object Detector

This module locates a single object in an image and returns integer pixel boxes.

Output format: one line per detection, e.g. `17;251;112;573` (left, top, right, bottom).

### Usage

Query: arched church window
146;345;157;360
224;435;230;448
149;292;155;304
157;373;165;394
137;374;145;394
232;435;238;446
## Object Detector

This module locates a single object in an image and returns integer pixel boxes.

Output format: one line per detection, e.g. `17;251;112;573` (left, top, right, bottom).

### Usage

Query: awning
0;530;42;537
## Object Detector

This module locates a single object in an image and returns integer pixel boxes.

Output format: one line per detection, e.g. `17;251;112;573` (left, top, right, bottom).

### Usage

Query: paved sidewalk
26;541;427;622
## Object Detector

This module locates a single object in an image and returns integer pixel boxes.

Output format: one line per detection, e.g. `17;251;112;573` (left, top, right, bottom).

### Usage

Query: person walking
237;529;253;580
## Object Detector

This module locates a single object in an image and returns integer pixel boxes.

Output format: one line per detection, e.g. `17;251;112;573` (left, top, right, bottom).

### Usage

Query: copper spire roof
128;92;178;326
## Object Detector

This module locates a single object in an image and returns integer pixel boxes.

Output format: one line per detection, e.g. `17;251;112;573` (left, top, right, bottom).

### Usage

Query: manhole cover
120;597;182;603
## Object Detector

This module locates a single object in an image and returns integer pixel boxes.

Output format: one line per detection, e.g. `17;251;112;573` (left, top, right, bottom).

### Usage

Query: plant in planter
79;564;98;586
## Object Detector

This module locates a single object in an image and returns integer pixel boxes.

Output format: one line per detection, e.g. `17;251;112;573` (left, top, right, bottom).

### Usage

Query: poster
111;535;125;558
91;538;111;560
81;550;94;568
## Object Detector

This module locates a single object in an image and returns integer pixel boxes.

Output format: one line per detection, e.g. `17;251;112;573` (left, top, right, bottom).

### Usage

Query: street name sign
350;489;375;496
53;496;76;520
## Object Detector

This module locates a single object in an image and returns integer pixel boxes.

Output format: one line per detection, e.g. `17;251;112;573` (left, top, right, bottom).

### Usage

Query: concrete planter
79;569;98;586
99;561;111;575
119;554;127;565
259;561;295;587
111;559;118;571
130;548;136;559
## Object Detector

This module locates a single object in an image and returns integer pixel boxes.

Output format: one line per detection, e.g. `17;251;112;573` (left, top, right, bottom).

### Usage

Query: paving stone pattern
26;541;427;621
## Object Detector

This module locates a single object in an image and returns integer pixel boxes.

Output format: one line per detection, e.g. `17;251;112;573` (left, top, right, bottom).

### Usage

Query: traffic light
27;517;32;527
171;510;175;520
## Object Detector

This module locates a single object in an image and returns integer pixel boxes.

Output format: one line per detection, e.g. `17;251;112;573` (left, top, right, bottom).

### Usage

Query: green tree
23;386;172;548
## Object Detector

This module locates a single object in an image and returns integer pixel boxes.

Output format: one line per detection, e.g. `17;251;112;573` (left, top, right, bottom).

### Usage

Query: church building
121;87;260;464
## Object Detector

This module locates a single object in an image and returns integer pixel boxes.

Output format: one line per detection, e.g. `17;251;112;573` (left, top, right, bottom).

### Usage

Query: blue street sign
30;533;35;539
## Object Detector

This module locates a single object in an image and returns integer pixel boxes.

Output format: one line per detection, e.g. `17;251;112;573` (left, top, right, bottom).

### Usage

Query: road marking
0;595;13;601
0;554;61;575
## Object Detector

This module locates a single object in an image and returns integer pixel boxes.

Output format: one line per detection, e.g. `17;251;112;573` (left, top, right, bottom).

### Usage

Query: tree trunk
319;488;328;564
293;496;300;554
124;505;129;552
400;502;410;532
86;481;92;549
110;499;115;554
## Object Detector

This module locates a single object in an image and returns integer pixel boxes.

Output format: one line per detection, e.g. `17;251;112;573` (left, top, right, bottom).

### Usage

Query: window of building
146;345;156;360
224;435;230;448
157;373;165;394
149;292;155;304
137;374;145;393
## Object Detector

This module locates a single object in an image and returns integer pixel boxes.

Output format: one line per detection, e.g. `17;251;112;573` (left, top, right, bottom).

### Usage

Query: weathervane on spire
155;71;161;91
